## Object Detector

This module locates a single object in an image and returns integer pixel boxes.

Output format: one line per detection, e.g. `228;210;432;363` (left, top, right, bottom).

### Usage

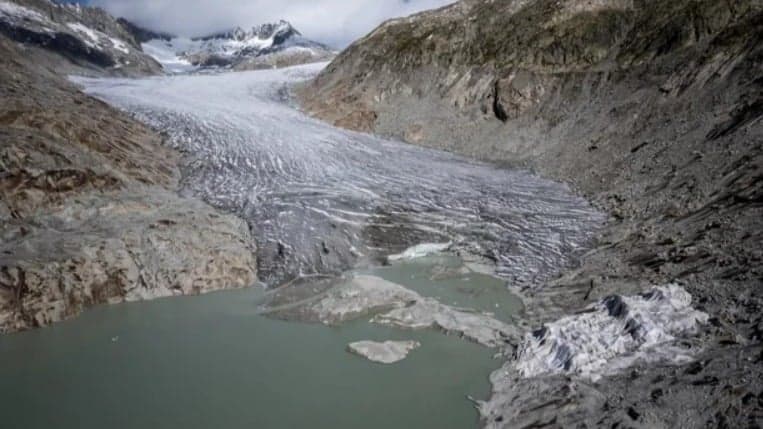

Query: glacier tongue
73;64;605;287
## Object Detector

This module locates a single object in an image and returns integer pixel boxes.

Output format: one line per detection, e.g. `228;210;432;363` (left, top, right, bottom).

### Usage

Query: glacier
73;64;606;287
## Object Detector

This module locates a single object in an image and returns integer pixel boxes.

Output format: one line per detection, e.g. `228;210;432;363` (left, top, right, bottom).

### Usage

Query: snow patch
388;242;452;262
515;284;708;381
109;37;130;54
0;1;47;23
347;340;420;364
65;3;82;14
66;22;100;47
65;22;131;55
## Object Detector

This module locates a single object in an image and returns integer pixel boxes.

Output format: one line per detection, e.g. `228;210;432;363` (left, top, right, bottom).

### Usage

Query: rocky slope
134;20;335;72
300;0;763;427
0;28;257;332
0;0;162;76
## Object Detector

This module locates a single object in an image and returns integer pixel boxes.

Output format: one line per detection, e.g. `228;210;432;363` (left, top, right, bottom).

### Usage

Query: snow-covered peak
251;20;300;42
139;19;334;72
230;26;247;41
192;20;301;52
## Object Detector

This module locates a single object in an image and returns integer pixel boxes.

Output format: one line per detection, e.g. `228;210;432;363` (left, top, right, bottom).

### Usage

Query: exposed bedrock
0;0;163;76
299;0;763;426
0;37;257;333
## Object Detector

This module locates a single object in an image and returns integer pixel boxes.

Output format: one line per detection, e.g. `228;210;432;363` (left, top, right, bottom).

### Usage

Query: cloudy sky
79;0;455;47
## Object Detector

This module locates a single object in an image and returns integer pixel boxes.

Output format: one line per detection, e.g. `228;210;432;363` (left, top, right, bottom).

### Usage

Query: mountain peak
194;20;300;44
139;18;334;72
251;20;300;41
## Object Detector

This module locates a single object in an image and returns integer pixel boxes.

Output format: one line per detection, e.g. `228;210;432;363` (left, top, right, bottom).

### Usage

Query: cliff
0;30;257;331
0;0;162;76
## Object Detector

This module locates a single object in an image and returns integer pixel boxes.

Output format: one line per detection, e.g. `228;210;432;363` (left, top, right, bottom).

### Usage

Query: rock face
0;0;162;76
347;340;421;364
300;0;763;426
0;33;257;332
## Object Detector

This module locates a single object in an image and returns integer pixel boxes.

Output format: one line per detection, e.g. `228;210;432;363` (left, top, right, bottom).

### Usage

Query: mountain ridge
122;17;336;72
0;0;162;75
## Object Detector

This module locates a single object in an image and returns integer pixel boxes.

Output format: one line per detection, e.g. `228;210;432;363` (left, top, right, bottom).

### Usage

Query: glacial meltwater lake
1;62;604;428
0;255;523;429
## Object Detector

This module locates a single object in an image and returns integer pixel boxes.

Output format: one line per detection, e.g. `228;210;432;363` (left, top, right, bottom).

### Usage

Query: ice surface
515;284;709;381
347;340;420;364
387;243;452;262
372;298;519;347
311;275;419;324
74;64;605;287
309;274;519;347
109;37;130;54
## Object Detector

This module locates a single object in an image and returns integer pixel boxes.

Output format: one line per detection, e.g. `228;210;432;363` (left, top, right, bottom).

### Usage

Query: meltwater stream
74;63;605;287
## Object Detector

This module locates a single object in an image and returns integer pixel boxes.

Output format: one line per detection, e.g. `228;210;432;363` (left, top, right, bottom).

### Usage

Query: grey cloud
89;0;456;47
